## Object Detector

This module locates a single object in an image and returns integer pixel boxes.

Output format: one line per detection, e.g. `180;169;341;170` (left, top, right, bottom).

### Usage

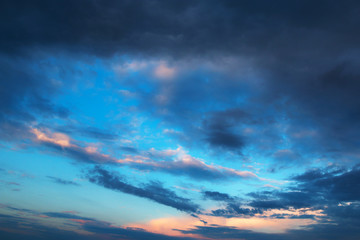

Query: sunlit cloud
31;128;72;148
30;128;260;181
153;62;177;80
30;128;116;164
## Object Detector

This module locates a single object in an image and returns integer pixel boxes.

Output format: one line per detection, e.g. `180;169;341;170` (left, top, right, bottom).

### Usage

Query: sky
1;0;360;239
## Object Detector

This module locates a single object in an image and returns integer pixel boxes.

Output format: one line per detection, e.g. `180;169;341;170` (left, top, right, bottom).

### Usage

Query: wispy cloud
46;176;80;186
30;127;259;181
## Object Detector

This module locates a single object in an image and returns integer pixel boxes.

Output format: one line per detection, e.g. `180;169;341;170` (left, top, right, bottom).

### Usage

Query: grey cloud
86;166;200;213
47;176;80;186
203;191;234;201
0;210;199;240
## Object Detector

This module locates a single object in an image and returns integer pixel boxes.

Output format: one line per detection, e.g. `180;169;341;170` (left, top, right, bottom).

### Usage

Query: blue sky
1;1;360;239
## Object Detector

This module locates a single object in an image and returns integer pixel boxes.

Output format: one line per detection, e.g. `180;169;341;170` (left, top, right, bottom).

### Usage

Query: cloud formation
1;1;360;239
30;127;258;181
46;176;80;186
0;209;199;240
86;166;201;213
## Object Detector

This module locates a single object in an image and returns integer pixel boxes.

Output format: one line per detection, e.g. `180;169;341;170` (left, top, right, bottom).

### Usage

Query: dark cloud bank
1;0;360;158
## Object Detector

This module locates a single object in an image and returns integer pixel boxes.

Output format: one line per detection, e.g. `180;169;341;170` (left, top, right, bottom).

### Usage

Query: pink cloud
29;128;259;181
153;62;176;80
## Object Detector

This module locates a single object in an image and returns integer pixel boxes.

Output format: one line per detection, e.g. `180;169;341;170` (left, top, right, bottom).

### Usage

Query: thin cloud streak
31;127;259;181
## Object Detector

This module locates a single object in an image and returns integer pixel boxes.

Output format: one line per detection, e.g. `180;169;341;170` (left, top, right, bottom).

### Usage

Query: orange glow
31;128;71;147
85;146;98;154
70;219;93;224
124;210;322;238
124;215;206;238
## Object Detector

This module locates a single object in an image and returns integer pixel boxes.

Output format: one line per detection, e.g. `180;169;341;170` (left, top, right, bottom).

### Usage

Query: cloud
56;125;120;141
2;0;359;59
86;166;201;213
176;225;289;240
2;1;360;239
201;166;360;220
31;127;117;164
202;190;265;218
46;176;80;186
243;165;360;227
1;0;360;163
43;212;94;221
291;165;360;202
0;210;199;240
30;128;258;181
203;191;234;202
202;108;253;152
83;223;198;240
272;149;301;165
210;205;264;218
0;56;70;142
153;62;177;80
123;151;258;181
32;128;71;147
176;220;360;240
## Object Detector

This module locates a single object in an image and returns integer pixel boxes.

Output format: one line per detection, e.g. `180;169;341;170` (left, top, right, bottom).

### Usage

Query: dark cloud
202;108;256;151
55;125;120;141
0;56;69;142
177;219;360;240
2;0;360;161
272;61;360;160
43;212;94;221
83;222;198;240
292;165;360;202
248;191;316;210
47;176;80;186
86;166;200;213
0;211;199;240
246;166;360;211
119;146;139;154
269;213;315;219
202;191;265;218
211;204;263;218
202;166;360;221
203;191;234;201
178;211;360;240
2;0;359;58
5;206;38;214
176;225;288;240
206;130;244;151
